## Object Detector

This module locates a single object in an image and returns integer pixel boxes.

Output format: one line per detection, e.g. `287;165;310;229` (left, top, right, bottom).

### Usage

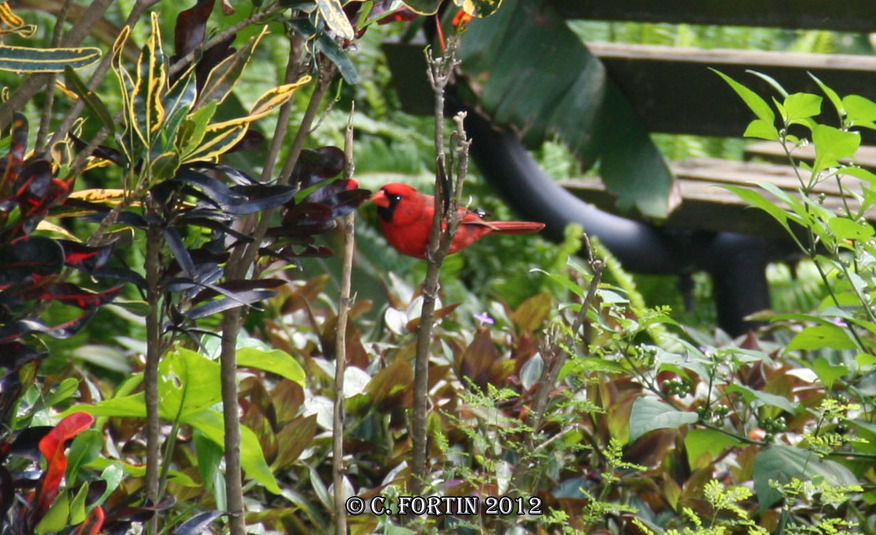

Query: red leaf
76;505;104;535
37;412;95;514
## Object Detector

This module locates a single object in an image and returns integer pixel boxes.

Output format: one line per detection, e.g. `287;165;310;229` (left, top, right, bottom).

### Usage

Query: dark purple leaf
226;129;264;153
0;310;96;343
162;227;196;278
186;289;276;319
9;427;53;462
89;266;147;288
0;236;64;288
229;184;296;214
23;283;122;309
174;510;226;535
0;466;13;521
174;0;215;59
60;240;116;271
68;134;126;166
0;342;44;368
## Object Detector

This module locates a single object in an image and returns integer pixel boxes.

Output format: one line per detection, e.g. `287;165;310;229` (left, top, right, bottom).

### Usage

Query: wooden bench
564;158;876;238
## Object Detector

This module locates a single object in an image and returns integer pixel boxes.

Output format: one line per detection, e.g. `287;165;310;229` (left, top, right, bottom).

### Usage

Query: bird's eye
389;194;403;203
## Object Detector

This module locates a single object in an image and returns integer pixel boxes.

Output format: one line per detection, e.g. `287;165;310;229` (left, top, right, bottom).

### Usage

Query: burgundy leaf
175;0;216;59
60;240;116;271
0;236;64;288
25;283;123;309
0;310;97;343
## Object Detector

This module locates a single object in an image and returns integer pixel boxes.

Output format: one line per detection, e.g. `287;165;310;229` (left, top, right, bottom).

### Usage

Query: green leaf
95;463;125;507
713;69;775;126
812;124;860;172
66;393;146;418
47;377;80;407
66;430;103;487
685;429;742;469
158;347;221;420
811;356;847;389
810;73;844;119
184;409;282;494
722;185;791;233
743;118;779;140
842;94;876;129
786;324;858;352
783;92;822;126
828;216;874;241
316;32;359;85
0;44;100;72
35;490;69;534
238;347;306;386
753;445;858;511
628;397;698;443
68;483;89;526
726;384;799;413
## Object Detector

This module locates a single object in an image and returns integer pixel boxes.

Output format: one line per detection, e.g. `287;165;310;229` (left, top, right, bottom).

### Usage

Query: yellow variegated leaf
68;189;129;204
0;3;36;37
183;124;246;162
197;26;268;107
136;13;167;140
184;78;310;163
455;0;504;17
0;45;100;72
316;0;354;40
36;220;79;241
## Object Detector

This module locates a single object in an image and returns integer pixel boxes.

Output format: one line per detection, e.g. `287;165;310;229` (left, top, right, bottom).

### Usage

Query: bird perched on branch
370;183;545;259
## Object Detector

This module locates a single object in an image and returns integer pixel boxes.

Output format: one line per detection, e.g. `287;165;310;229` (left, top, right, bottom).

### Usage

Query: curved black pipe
462;108;795;335
463;110;683;274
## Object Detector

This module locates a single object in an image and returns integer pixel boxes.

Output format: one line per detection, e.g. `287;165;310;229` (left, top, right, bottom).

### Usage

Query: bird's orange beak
369;189;389;208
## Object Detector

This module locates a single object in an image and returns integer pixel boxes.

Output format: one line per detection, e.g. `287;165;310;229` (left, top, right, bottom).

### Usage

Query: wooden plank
563;158;876;237
745;141;876;171
587;43;876;140
547;0;876;33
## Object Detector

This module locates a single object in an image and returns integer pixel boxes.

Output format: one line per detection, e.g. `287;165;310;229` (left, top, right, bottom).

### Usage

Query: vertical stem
333;106;356;535
411;41;463;496
220;310;246;535
143;205;163;534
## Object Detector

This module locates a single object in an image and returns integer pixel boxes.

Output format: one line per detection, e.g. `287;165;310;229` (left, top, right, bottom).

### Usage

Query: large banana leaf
456;0;677;218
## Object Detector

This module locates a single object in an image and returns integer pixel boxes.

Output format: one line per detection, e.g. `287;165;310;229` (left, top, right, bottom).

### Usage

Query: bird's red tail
487;221;546;234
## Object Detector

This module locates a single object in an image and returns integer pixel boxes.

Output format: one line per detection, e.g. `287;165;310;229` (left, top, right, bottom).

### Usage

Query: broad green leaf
68;484;89;525
184;409;282;494
743;118;779;140
842;94;876;129
725;384;799;413
66;430;103;487
96;464;125;507
783;92;822;125
35;490;69;534
685;429;742;469
828;216;874;241
458;0;675;217
238;347;306;385
66;393;146;418
722;185;791;233
713;69;775;126
158;347;221;420
47;377;80;407
812;124;860;172
810;73;844;119
0;44;100;72
753;445;859;511
811;356;847;389
786;324;857;352
316;0;354;40
628;397;698;443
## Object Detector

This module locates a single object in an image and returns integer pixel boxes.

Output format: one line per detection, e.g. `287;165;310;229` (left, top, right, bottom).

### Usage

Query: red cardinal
370;183;545;259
